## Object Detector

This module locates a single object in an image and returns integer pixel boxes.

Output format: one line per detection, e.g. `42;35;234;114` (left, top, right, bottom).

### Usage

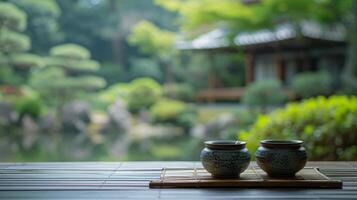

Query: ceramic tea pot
200;140;250;178
255;140;307;177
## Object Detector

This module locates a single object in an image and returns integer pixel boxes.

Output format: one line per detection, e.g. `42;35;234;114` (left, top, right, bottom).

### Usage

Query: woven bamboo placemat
149;167;342;188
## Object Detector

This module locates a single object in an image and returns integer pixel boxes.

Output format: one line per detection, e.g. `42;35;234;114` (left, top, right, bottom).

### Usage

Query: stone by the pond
0;102;17;126
62;100;91;133
101;98;131;135
21;115;39;149
39;112;57;132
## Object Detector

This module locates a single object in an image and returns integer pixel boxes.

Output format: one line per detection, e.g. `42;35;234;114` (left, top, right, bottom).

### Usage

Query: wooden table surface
0;161;356;199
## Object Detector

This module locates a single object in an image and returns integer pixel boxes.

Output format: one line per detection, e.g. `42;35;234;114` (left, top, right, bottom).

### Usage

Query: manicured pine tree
30;43;106;107
0;2;43;88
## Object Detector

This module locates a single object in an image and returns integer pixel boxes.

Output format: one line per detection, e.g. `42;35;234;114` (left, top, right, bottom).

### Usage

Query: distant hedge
238;96;357;161
128;77;162;113
242;80;287;106
292;72;332;98
150;98;197;132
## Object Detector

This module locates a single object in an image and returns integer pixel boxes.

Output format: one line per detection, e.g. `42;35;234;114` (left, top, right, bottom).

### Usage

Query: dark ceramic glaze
200;140;250;178
255;140;307;177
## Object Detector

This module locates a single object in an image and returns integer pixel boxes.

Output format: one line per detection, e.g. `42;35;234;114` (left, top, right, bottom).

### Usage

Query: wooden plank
0;162;355;199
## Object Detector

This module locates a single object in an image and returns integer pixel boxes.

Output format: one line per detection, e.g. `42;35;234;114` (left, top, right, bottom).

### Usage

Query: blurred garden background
0;0;356;162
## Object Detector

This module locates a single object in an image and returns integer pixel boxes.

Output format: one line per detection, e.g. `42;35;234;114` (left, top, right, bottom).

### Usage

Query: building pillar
245;53;254;85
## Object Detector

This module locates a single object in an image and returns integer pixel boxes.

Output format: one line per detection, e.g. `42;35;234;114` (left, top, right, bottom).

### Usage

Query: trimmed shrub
163;83;194;101
50;43;90;60
238;96;357;161
242;80;287;106
8;53;44;68
99;83;131;105
0;2;27;31
128;77;162;113
292;72;332;98
15;95;42;118
150;98;197;131
150;98;187;122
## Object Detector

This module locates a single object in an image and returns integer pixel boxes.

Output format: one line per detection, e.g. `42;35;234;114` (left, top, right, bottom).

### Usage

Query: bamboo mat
149;167;342;188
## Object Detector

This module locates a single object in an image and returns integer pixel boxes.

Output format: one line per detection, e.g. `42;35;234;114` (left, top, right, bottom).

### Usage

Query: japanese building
176;21;346;101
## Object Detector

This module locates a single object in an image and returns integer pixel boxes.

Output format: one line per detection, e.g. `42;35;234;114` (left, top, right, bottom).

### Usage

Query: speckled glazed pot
256;140;307;177
200;140;250;178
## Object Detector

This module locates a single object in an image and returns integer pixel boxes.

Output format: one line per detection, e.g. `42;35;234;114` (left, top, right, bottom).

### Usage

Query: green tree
0;2;43;85
128;20;176;83
10;0;62;54
30;43;106;107
54;0;177;84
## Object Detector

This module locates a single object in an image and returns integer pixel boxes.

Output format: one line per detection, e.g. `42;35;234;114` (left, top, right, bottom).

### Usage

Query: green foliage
174;53;210;89
242;80;287;106
156;0;270;31
239;96;357;161
99;83;131;105
150;98;187;122
0;29;30;53
50;43;90;60
128;77;162;112
292;72;332;98
128;20;175;59
125;136;202;161
46;44;100;80
32;72;105;96
46;57;99;71
31;40;106;106
97;62;125;85
156;0;352;31
149;144;182;160
10;0;60;17
15;95;42;118
130;58;163;82
0;2;27;31
55;0;119;58
163;83;194;101
150;98;197;131
66;76;106;90
99;78;163;111
0;65;22;85
8;53;44;68
29;67;65;96
341;1;357;95
10;0;61;53
214;54;245;87
0;2;38;86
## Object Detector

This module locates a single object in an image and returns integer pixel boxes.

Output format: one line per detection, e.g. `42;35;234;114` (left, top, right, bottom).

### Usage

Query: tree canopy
0;2;27;31
128;20;175;60
0;2;43;85
10;0;62;54
156;0;352;32
30;43;105;106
